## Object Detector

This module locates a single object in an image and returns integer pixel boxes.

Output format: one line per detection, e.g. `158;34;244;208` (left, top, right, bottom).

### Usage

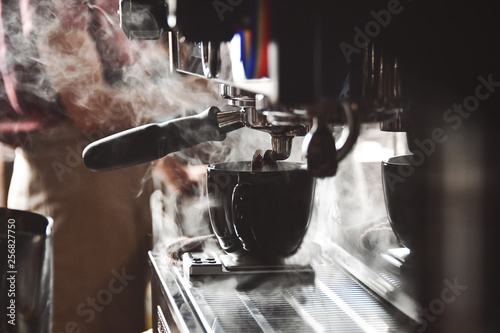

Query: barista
0;0;214;331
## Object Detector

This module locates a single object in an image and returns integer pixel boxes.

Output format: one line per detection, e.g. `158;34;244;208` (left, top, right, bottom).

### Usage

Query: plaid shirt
0;0;132;146
0;0;67;146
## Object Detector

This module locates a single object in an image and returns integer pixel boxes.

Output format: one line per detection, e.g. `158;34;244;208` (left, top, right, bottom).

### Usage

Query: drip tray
151;251;414;332
182;252;314;279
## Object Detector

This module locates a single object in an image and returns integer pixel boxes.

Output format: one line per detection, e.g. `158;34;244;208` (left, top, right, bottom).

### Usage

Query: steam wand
303;100;360;177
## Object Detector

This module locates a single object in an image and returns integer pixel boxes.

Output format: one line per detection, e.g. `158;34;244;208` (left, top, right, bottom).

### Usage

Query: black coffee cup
207;161;315;260
381;154;424;249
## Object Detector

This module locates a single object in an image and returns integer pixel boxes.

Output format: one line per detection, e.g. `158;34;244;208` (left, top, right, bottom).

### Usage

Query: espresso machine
83;0;500;332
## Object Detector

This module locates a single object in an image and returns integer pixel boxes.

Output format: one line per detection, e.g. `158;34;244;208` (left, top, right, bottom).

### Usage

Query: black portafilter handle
82;106;235;172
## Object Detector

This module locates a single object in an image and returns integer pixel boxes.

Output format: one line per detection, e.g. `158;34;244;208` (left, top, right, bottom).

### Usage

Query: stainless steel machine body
0;208;53;333
149;250;414;333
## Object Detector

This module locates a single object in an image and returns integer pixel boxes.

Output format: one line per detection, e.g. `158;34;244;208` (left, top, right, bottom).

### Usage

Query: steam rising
1;1;407;268
153;121;407;271
291;125;406;267
151;128;298;253
2;0;222;250
0;0;222;133
3;4;419;328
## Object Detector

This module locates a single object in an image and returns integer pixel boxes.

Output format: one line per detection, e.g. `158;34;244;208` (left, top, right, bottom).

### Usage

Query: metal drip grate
154;256;412;332
198;291;263;332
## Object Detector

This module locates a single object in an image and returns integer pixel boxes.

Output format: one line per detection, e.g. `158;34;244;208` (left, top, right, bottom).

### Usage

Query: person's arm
154;155;208;196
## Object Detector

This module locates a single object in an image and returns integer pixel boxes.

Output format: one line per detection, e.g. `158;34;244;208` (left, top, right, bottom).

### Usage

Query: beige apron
8;122;153;333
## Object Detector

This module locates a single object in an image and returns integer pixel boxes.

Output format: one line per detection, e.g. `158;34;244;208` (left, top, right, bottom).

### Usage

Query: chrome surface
245;107;269;128
380;108;405;132
215;83;311;161
271;135;294;160
157;306;172;333
201;41;221;79
216;110;245;132
335;100;361;162
218;85;253;100
174;33;276;100
263;109;310;128
350;43;405;123
150;249;414;333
